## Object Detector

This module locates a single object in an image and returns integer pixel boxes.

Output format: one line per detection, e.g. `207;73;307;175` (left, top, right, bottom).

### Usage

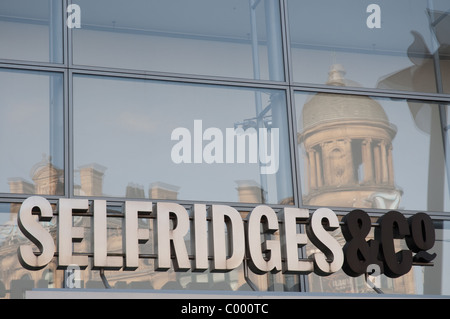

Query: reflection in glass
0;69;64;195
295;67;450;212
287;0;450;93
0;0;63;63
306;219;450;295
0;203;58;299
73;75;292;204
88;208;299;292
0;202;301;298
1;197;448;297
72;0;284;81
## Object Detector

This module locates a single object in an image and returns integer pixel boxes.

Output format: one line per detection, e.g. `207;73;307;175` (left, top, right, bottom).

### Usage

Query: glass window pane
0;0;63;63
0;68;64;195
73;75;292;204
287;0;450;94
72;0;284;81
295;90;450;212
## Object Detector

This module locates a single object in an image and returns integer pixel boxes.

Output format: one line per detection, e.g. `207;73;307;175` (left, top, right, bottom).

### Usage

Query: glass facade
0;69;64;196
72;0;284;81
288;0;450;93
296;92;450;212
0;0;63;63
0;0;449;298
73;75;292;204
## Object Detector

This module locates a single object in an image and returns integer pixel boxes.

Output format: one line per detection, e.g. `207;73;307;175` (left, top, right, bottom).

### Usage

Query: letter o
377;211;412;278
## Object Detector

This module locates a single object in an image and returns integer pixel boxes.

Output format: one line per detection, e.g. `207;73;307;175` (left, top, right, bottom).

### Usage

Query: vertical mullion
279;0;292;86
63;0;69;67
67;69;74;198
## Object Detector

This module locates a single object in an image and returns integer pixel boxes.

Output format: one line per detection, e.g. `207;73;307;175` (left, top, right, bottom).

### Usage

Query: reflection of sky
73;76;290;203
72;0;273;80
378;99;449;211
288;0;444;51
288;0;449;90
0;70;62;191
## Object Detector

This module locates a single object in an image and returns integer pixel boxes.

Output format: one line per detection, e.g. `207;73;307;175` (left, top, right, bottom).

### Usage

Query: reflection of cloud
377;14;450;134
117;111;158;134
377;8;450;94
376;31;439;93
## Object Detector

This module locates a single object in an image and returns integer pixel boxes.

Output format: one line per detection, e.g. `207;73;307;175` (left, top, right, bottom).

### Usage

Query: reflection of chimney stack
126;183;145;198
79;163;106;196
149;182;179;200
8;178;34;194
235;180;265;203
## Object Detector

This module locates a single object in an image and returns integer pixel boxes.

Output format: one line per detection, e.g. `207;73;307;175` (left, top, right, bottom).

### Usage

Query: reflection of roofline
7;177;33;183
78;163;107;173
302;94;391;127
298;119;398;144
235;180;261;188
149;181;180;192
303;185;403;203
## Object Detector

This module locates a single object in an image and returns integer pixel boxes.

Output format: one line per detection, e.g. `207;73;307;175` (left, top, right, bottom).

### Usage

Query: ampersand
341;210;382;277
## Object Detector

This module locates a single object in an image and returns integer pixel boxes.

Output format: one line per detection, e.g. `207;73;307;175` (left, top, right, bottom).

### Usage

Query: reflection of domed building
8;155;64;196
298;65;402;209
302;65;416;296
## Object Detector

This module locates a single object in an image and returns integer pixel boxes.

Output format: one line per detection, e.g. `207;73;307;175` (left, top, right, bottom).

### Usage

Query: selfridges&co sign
17;196;436;279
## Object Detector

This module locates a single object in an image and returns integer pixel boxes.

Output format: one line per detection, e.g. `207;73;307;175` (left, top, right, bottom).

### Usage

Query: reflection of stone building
8;155;63;196
0;213;60;299
298;64;402;209
75;163;106;196
148;182;179;200
7;156;270;205
4;158;261;296
300;65;416;294
235;180;265;203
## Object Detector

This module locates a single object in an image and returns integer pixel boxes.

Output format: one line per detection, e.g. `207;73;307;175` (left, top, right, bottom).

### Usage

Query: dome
301;64;390;131
302;93;389;130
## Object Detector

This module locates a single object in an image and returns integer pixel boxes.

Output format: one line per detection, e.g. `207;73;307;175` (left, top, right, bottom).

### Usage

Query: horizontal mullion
291;82;450;102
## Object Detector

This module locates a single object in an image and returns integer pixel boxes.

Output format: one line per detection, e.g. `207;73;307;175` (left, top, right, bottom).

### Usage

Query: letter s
17;196;55;270
306;208;344;276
